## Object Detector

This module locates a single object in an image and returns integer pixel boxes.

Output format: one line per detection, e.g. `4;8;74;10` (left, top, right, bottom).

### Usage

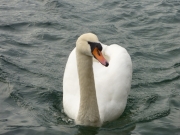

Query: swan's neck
76;50;101;127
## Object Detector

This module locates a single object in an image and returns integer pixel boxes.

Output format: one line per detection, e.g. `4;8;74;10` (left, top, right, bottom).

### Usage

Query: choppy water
0;0;180;134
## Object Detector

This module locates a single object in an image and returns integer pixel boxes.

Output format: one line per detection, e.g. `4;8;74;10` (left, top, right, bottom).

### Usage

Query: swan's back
63;44;132;123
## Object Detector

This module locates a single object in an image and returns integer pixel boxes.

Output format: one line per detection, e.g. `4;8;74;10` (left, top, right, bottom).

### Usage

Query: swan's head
76;33;109;67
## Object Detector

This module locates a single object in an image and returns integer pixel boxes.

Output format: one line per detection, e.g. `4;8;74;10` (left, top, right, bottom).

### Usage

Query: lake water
0;0;180;134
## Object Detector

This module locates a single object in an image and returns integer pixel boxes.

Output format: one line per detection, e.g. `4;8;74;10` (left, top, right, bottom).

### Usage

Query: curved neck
76;50;101;127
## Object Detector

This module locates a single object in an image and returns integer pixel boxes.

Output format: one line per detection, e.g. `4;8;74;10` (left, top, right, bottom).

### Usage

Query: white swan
63;33;132;127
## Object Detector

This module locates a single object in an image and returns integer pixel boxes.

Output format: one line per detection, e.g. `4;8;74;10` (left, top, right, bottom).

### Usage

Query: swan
63;33;132;127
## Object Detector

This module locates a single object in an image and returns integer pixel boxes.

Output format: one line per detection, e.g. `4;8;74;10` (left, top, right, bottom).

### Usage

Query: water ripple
0;0;180;134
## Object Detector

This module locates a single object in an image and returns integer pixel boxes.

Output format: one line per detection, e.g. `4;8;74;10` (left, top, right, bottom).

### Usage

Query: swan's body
63;33;132;127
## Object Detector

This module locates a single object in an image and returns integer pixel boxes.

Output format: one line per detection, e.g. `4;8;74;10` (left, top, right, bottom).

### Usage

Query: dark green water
0;0;180;134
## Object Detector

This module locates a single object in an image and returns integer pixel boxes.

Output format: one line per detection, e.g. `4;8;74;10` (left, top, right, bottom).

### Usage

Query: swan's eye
98;45;102;51
88;41;102;52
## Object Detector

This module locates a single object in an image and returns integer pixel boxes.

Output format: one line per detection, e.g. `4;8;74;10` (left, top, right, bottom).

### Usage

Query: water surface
0;0;180;134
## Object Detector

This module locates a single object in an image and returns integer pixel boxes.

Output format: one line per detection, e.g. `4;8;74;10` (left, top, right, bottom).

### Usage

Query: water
0;0;180;134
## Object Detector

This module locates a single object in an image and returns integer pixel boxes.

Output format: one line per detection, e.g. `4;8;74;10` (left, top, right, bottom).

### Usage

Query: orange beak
92;47;109;67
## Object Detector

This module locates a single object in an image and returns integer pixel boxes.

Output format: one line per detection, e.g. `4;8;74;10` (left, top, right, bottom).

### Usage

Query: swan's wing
93;44;132;122
63;48;80;119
